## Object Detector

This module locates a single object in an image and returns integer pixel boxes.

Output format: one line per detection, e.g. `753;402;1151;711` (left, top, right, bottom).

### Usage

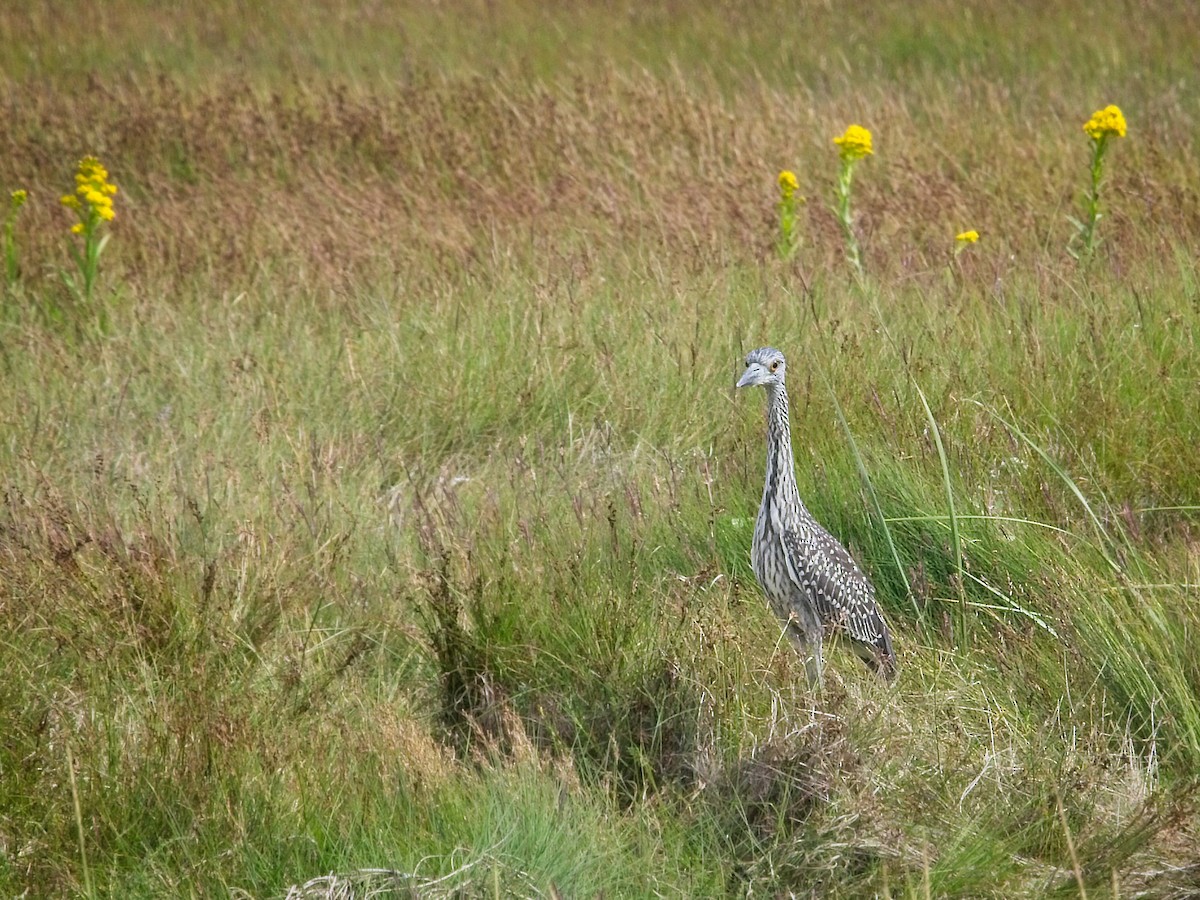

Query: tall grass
2;1;1199;897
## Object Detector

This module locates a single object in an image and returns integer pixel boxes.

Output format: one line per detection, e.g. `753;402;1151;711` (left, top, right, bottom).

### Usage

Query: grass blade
972;400;1122;574
819;366;917;622
915;382;966;646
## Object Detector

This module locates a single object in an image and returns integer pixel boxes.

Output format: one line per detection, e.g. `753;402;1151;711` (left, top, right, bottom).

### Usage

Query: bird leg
786;616;824;692
803;634;824;692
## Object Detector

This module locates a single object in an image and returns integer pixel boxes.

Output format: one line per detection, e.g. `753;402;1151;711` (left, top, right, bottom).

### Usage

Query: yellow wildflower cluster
777;169;799;200
60;155;118;234
955;230;980;244
1083;105;1127;141
833;124;873;161
10;189;27;210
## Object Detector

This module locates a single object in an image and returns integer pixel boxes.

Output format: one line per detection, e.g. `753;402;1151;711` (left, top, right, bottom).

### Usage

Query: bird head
736;347;787;389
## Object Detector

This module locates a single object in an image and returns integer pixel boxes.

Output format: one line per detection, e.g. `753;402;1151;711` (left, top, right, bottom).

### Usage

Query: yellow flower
10;189;27;209
778;169;799;199
955;230;980;244
64;155;119;226
833;124;873;161
77;156;108;180
1083;104;1127;141
71;222;84;234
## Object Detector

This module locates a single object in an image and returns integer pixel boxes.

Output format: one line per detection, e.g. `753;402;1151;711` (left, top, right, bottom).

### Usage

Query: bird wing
776;520;894;655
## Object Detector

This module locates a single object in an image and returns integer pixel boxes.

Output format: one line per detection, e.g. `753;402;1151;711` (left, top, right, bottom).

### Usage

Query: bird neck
763;383;803;514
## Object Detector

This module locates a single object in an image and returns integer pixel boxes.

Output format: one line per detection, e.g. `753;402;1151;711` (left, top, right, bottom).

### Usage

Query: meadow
1;0;1199;896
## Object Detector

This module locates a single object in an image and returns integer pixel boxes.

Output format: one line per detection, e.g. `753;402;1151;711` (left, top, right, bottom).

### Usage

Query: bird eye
769;361;779;372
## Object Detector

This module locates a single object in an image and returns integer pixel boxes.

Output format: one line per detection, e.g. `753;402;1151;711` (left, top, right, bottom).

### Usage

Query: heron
736;347;897;687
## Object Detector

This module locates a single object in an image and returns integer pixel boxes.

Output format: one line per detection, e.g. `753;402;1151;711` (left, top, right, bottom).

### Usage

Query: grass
2;0;1199;896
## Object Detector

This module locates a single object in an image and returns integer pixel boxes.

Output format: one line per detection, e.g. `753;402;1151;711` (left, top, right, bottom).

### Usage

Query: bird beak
736;364;765;388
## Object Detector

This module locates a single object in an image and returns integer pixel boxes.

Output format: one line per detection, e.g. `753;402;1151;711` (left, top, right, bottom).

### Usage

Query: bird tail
854;631;898;681
873;648;899;681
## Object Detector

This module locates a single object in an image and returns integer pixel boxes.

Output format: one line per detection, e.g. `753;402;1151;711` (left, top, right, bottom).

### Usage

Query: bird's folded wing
777;523;891;649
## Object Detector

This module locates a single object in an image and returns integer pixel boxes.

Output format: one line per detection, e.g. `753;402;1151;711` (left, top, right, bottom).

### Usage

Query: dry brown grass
2;32;1197;302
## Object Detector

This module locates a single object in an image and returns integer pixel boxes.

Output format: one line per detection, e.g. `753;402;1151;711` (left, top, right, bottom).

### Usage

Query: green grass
2;1;1199;897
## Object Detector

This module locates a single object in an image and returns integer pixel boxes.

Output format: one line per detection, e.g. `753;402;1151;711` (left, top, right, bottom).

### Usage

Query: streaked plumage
736;347;897;686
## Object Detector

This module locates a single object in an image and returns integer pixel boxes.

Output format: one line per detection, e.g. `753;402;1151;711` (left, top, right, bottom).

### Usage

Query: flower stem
3;219;16;285
835;158;864;278
1080;135;1108;259
777;194;798;261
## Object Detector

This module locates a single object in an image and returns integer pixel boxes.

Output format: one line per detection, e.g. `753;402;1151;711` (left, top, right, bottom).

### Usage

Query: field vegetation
1;0;1199;896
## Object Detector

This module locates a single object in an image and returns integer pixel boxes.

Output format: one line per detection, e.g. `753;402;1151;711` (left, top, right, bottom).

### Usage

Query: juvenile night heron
736;347;897;686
